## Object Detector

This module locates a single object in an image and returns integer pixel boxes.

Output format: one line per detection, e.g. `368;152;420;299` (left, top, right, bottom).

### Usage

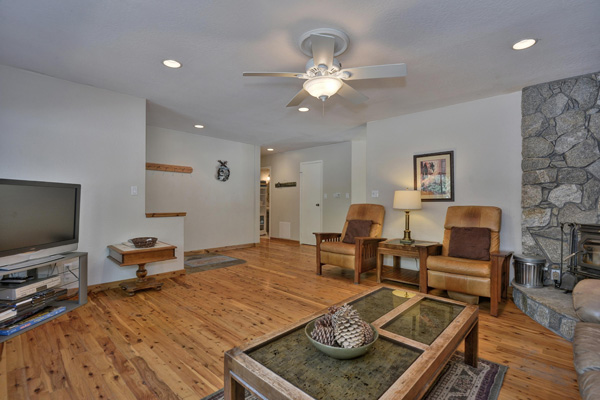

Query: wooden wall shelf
146;212;187;218
146;163;193;174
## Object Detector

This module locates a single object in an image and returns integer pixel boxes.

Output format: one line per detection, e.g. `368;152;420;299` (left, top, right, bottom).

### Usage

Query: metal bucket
513;254;546;288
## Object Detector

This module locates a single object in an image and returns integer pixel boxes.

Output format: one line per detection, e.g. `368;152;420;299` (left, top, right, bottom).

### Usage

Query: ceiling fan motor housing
305;58;341;77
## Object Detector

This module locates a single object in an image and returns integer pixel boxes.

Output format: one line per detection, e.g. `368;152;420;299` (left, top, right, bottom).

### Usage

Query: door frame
299;160;323;245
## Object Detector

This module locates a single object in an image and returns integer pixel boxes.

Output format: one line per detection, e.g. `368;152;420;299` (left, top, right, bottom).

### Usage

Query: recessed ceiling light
162;59;182;68
298;107;310;112
512;39;537;50
267;148;274;152
194;124;204;129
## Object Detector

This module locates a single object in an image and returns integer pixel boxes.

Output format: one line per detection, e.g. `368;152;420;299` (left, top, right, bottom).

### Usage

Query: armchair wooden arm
314;233;341;277
491;251;513;305
353;237;387;284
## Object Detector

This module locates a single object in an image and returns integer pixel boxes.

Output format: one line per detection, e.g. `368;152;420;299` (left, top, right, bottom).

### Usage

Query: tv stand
0;251;87;343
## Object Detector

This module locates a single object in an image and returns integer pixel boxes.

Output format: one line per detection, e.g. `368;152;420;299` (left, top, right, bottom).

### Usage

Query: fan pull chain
322;100;325;117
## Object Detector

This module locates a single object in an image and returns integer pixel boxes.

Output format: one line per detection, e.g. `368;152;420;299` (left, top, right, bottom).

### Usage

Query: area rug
184;254;246;274
201;352;507;400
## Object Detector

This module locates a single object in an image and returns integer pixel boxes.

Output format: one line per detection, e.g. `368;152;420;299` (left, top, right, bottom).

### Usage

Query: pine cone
362;320;374;344
311;325;336;346
315;313;333;329
327;305;341;315
332;304;365;348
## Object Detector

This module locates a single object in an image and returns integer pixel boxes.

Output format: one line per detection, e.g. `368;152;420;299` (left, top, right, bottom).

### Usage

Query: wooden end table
377;239;440;292
107;241;176;296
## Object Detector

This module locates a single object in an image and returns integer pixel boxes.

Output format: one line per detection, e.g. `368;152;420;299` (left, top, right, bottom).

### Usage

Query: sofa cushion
426;255;491;278
573;322;600;375
579;370;600;400
448;227;491;261
573;279;600;323
342;220;372;244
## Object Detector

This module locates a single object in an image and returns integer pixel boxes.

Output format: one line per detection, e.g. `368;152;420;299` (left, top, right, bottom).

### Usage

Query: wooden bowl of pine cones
305;304;378;360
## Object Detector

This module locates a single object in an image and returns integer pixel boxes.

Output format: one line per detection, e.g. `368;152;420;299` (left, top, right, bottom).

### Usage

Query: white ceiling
1;1;599;155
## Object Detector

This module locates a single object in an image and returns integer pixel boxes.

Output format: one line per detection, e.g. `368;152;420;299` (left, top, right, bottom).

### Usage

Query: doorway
260;167;271;237
299;161;323;245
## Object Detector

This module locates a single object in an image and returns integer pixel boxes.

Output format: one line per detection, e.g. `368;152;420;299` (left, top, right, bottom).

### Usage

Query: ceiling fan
243;28;407;107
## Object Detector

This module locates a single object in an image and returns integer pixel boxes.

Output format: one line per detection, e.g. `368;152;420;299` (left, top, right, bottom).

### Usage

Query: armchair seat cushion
426;255;491;278
320;241;355;256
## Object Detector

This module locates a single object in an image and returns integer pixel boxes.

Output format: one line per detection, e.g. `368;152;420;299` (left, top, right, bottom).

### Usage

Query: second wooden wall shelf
146;163;193;174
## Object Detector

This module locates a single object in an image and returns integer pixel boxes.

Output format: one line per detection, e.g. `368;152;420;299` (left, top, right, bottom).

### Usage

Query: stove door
580;239;600;269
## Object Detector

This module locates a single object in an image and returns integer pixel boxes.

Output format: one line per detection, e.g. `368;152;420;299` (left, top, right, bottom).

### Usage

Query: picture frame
414;151;454;202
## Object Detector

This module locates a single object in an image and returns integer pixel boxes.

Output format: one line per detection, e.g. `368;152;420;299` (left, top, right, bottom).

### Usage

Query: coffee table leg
464;320;479;368
377;252;383;283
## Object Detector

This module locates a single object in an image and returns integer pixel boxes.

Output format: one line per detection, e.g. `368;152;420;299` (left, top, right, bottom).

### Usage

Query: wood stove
577;224;600;278
556;223;600;291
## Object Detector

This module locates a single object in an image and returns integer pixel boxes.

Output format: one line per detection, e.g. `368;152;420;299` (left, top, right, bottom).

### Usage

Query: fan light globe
303;77;343;99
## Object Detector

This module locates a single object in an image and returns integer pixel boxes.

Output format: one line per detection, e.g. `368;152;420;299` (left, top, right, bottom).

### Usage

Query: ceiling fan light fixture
298;107;310;112
303;76;343;99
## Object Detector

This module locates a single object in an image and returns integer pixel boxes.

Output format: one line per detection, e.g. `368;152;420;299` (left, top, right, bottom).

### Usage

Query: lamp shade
303;76;343;98
393;190;422;210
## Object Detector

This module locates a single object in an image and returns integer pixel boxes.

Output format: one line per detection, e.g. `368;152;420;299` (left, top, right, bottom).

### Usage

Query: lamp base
399;239;415;244
400;229;414;244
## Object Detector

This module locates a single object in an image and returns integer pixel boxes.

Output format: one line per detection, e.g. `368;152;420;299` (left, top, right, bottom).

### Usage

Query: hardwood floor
0;239;580;399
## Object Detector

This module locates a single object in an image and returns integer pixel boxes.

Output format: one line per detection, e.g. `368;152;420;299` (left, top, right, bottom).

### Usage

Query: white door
300;161;323;245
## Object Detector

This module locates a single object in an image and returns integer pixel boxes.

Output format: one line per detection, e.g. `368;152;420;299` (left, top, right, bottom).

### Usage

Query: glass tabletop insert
248;325;422;400
382;298;464;345
348;287;414;323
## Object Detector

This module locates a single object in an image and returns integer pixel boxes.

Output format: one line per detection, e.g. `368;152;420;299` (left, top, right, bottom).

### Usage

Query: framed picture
414;151;454;201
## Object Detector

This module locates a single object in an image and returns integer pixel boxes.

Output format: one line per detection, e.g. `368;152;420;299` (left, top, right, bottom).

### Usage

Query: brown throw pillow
448;227;491;261
342;220;372;244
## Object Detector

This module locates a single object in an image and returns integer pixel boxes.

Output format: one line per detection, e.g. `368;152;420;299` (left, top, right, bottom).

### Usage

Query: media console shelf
0;251;88;343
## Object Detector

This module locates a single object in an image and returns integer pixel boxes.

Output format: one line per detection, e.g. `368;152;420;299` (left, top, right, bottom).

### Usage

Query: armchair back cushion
441;206;501;257
341;204;385;239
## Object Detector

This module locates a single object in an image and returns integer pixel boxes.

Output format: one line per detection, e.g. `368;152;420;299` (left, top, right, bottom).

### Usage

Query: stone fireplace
521;71;600;263
515;72;600;341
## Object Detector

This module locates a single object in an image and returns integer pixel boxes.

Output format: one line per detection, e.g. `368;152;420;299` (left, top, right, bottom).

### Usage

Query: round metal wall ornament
216;160;230;182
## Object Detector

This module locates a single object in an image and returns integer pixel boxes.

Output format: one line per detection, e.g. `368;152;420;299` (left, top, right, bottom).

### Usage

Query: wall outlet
131;185;138;196
334;193;341;198
371;190;379;198
324;193;327;199
345;193;350;199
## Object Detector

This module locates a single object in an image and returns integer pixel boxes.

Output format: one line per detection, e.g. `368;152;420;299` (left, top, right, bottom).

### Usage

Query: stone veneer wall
522;72;600;262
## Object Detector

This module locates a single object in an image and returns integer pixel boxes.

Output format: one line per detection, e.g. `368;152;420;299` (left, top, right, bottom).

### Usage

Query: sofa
572;279;600;399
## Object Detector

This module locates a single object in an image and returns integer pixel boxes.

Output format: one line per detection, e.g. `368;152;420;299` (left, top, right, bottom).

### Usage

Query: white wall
367;92;522;272
0;65;184;285
146;126;260;251
351;140;367;203
261;142;352;241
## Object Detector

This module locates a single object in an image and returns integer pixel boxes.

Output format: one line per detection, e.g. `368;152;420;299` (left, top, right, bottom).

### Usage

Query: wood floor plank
0;239;580;399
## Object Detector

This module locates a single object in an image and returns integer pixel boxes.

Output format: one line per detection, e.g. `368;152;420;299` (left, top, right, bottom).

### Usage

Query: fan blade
341;64;407;80
337;82;368;104
286;89;310;107
243;72;303;78
310;34;335;68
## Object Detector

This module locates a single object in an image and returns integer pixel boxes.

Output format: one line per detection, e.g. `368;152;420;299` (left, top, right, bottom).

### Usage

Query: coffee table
224;285;478;400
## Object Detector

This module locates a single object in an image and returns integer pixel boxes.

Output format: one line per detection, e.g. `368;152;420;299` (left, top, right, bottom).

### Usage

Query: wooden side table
107;241;176;296
376;239;440;292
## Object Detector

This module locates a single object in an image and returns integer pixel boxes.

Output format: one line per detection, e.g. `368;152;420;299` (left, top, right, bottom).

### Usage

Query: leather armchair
315;204;386;284
421;206;512;317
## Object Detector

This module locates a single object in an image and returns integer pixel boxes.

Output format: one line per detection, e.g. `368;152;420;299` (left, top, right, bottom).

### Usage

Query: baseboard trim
268;237;301;245
88;269;186;293
184;242;257;257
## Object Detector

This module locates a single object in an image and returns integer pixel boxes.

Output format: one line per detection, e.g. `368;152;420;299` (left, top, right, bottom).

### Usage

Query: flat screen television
0;179;80;268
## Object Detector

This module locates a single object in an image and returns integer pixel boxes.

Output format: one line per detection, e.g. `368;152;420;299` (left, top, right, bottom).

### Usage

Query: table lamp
393;190;422;244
